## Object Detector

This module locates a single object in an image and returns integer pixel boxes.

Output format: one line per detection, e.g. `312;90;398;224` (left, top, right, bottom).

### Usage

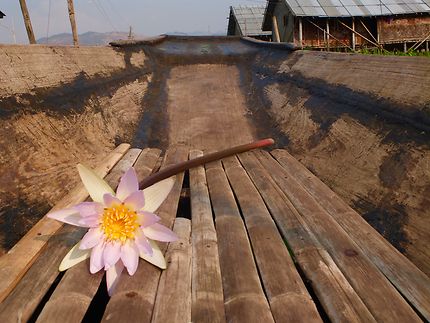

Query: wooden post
67;0;79;46
351;18;356;51
298;17;303;48
426;40;429;52
19;0;36;44
404;41;407;53
272;15;281;43
326;19;330;51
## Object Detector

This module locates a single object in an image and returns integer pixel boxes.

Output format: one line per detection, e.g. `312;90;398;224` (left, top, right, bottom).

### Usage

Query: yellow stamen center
101;204;139;243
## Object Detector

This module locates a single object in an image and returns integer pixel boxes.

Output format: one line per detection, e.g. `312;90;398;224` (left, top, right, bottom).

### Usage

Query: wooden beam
298;17;303;48
351;18;356;51
18;0;36;44
0;143;130;304
67;0;79;46
272;15;281;43
326;19;330;51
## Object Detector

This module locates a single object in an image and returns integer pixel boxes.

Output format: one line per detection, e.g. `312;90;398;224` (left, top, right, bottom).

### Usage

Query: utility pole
128;26;133;40
67;0;79;46
19;0;36;44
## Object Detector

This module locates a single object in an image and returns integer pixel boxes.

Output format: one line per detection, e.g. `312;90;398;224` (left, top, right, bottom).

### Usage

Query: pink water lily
48;164;177;295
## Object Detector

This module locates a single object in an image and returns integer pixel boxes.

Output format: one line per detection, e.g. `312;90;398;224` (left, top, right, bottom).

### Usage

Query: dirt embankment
247;50;430;275
0;45;151;252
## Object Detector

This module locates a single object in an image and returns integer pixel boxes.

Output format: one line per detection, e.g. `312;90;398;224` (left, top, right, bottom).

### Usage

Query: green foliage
357;48;430;57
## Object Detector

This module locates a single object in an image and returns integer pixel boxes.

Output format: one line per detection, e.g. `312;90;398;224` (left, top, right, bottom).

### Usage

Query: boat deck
0;144;429;322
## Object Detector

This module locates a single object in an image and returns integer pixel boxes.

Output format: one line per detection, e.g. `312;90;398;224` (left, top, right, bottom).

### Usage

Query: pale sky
0;0;267;44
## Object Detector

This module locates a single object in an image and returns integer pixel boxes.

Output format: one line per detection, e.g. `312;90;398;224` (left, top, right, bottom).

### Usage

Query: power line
91;0;118;32
46;0;52;43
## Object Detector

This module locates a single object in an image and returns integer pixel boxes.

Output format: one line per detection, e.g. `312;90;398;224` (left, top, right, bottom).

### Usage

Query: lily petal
59;243;91;271
116;168;139;201
77;164;115;203
80;228;104;250
103;242;121;269
106;261;125;296
103;193;122;207
137;211;160;228
47;208;87;227
139;240;166;269
121;241;139;275
90;241;105;274
135;229;153;256
124;190;145;211
142;176;175;212
74;202;103;217
78;215;100;227
142;223;178;242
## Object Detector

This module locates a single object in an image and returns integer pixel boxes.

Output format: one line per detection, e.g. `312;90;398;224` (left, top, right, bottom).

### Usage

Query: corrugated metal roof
283;0;430;16
231;6;272;36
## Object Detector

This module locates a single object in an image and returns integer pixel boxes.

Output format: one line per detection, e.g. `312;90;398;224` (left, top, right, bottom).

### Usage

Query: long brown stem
140;138;275;189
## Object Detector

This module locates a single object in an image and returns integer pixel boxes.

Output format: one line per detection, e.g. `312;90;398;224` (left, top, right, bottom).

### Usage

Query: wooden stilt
272;15;281;43
352;18;356;51
298;17;303;49
326;19;330;51
18;0;36;44
67;0;79;46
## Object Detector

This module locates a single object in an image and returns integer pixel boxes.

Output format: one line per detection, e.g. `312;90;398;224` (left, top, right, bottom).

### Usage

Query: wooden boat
0;36;429;321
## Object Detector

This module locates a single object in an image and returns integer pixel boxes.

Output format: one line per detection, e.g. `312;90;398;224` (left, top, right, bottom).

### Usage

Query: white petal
139;240;166;269
142;223;178;242
117;168;139;201
90;241;105;274
103;242;121;269
79;228;104;250
124;190;145;211
48;208;87;227
121;242;139;275
142;177;175;213
74;202;103;217
59;243;91;271
103;193;121;207
77;164;115;203
106;261;125;296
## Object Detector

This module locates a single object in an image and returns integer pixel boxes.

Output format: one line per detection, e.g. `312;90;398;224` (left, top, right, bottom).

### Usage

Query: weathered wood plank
0;148;141;323
205;161;275;323
189;150;225;323
222;155;321;323
254;150;421;322
151;218;192;323
238;151;376;322
35;148;157;323
271;148;430;321
0;143;130;304
101;145;188;323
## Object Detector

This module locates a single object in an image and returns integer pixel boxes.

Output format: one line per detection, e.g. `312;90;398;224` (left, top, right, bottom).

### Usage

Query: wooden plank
254;150;421;322
101;145;189;323
205;160;275;323
189;150;225;323
0;148;141;323
271;149;430;321
0;145;136;322
222;156;321;323
151;218;192;323
238;151;377;322
0;143;130;303
35;148;158;323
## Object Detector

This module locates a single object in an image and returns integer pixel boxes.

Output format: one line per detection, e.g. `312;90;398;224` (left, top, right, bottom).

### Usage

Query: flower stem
140;138;275;189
